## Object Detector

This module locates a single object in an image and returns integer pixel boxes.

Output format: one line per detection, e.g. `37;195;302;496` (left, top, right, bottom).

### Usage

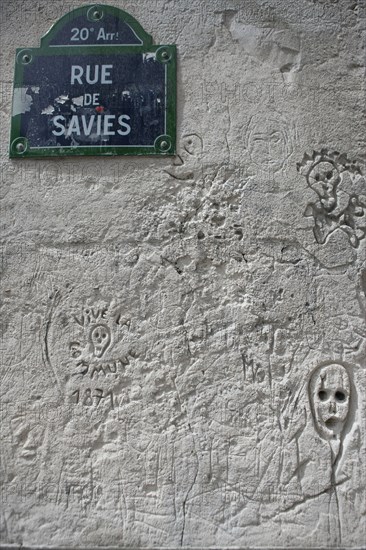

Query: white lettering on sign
52;64;132;140
70;65;113;85
71;27;91;41
104;114;115;136
52;115;66;136
83;93;100;106
51;114;131;137
67;115;81;135
97;28;119;41
70;27;120;42
117;115;131;136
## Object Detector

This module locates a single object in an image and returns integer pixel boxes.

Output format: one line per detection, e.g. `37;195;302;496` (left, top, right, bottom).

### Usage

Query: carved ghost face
310;363;350;440
90;324;111;358
308;161;340;208
247;114;290;171
249;125;287;169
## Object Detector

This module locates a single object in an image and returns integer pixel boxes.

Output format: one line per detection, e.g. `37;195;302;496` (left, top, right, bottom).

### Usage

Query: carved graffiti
165;133;203;181
67;304;132;378
309;362;351;441
71;388;115;408
298;150;366;247
246;111;294;173
90;324;112;358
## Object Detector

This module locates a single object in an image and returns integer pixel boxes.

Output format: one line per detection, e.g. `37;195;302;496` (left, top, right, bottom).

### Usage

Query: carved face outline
183;134;203;156
246;114;291;171
307;161;340;207
90;324;111;358
11;408;46;463
309;363;351;440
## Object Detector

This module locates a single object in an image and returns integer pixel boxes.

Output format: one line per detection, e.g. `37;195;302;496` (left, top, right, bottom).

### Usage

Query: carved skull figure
309;363;351;440
90;324;111;358
307;161;340;211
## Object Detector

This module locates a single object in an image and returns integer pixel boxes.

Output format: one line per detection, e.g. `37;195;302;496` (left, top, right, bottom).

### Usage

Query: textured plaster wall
1;0;366;548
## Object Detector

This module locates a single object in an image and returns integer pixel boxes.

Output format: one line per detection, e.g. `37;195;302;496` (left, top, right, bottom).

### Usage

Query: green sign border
9;4;176;158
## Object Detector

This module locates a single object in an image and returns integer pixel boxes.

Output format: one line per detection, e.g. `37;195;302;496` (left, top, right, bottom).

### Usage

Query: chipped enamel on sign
9;4;176;157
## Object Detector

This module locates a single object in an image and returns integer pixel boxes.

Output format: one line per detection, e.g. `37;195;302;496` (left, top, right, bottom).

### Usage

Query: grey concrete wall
1;0;366;547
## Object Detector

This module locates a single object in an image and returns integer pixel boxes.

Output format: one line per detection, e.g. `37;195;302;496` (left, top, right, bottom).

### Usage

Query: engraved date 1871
71;388;114;408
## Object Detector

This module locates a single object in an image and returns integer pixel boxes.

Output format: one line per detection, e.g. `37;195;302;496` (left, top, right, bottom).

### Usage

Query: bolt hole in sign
9;4;176;157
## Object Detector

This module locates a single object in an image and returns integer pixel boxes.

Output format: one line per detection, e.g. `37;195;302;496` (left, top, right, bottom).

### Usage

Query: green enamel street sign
9;4;176;158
